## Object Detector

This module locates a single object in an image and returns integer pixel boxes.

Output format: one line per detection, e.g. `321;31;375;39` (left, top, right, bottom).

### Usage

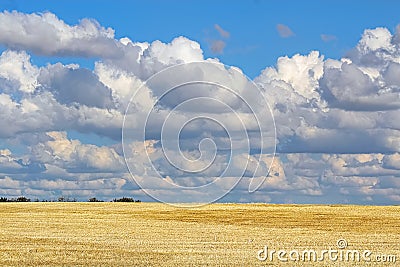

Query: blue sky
0;1;399;204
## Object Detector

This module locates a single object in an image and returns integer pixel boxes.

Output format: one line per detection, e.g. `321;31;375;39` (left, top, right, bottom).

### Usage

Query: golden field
0;203;398;266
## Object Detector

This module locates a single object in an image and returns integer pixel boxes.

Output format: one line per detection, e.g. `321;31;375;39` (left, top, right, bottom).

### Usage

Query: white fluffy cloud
0;11;120;58
31;132;124;173
255;26;400;156
0;50;39;93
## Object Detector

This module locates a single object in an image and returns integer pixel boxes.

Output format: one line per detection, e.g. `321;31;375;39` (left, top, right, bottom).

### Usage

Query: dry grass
0;203;398;266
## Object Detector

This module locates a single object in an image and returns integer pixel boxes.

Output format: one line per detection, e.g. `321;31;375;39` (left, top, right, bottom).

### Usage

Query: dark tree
89;197;103;202
16;196;30;202
113;197;136;202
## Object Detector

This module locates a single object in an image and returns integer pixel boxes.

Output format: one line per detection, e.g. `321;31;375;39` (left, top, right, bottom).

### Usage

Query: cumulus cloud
0;11;205;79
38;63;115;109
0;50;39;93
142;36;203;66
249;24;400;203
0;50;125;139
31;131;124;173
255;25;400;156
0;149;44;174
0;131;132;200
382;153;400;169
320;60;400;111
349;27;400;67
276;24;295;38
0;10;121;58
107;36;204;80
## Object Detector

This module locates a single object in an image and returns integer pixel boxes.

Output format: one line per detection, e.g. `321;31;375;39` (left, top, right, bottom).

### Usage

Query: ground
0;203;398;266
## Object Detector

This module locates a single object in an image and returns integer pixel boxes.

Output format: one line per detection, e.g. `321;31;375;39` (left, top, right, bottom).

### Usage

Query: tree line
0;196;141;202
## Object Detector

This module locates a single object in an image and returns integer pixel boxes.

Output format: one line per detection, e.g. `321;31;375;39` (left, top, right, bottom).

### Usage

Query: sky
0;1;399;204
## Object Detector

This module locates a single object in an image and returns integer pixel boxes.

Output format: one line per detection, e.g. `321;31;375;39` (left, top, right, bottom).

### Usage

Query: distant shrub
0;196;140;202
88;197;103;202
58;196;77;202
112;197;136;202
16;196;30;202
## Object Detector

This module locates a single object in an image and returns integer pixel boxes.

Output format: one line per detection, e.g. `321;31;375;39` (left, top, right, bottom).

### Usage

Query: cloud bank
0;11;399;204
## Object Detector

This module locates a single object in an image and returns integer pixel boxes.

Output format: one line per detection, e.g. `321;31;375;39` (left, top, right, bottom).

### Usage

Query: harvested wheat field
0;203;398;266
